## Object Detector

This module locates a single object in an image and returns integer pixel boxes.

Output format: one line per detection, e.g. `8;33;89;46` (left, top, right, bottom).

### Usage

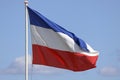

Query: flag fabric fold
27;7;99;71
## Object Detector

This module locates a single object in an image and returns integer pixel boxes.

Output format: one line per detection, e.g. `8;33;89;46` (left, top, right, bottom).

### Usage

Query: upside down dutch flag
27;7;99;71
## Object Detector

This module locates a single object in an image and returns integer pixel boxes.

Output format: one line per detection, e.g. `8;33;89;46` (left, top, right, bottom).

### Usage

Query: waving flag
27;7;99;71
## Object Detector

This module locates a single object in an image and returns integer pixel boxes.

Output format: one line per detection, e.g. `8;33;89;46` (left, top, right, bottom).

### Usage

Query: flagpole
24;0;29;80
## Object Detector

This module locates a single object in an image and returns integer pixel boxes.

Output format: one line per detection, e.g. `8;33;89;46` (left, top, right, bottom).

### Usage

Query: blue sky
0;0;120;80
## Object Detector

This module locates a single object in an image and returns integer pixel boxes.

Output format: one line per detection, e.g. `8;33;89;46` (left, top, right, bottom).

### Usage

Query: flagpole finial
24;0;28;6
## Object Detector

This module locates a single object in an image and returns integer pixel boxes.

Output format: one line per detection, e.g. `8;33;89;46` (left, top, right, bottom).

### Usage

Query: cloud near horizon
99;66;120;76
0;55;65;75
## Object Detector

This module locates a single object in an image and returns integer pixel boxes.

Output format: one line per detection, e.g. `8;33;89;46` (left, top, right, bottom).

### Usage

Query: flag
27;7;99;71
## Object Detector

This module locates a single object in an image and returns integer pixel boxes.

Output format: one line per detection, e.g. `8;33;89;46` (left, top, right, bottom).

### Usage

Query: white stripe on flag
31;25;98;56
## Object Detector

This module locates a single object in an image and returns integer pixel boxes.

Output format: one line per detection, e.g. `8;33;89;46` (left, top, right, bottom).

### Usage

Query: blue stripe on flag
27;7;89;52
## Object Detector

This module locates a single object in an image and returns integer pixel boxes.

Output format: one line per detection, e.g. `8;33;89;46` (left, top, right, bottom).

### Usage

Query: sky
0;0;120;80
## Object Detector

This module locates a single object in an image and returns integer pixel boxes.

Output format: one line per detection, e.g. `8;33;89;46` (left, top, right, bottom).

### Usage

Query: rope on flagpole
24;0;29;80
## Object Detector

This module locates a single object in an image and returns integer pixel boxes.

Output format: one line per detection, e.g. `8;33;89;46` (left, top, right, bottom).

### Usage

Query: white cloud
99;66;120;76
0;55;30;74
0;55;65;75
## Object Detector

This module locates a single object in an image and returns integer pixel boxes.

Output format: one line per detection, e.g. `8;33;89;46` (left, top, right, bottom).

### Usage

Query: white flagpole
24;0;29;80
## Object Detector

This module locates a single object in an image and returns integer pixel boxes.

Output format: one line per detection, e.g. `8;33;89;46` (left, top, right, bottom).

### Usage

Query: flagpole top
24;0;28;6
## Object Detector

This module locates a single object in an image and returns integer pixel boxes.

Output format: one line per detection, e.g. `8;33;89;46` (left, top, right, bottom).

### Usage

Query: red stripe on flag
32;44;98;71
